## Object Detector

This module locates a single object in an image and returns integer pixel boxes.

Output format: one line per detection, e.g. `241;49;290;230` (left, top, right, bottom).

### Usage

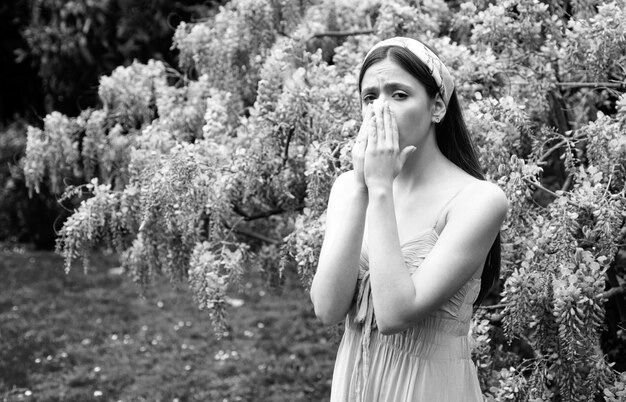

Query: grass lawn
0;245;339;402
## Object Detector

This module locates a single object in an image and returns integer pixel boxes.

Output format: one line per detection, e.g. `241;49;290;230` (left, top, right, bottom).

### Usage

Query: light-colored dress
329;199;484;401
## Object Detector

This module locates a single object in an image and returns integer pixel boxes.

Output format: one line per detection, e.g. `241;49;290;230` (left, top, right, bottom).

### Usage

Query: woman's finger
390;106;399;151
374;102;384;148
368;104;379;149
383;103;394;149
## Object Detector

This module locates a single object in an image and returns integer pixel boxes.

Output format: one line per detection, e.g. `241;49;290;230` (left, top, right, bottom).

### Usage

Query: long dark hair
358;45;501;307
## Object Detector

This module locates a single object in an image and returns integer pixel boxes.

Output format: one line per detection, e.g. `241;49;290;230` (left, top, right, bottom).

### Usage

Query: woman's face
360;57;435;149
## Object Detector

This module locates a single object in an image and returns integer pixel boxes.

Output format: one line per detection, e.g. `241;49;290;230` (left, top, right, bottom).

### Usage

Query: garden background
1;0;625;401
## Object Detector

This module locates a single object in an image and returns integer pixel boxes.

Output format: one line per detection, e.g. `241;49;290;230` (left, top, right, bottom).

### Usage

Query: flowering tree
22;0;626;400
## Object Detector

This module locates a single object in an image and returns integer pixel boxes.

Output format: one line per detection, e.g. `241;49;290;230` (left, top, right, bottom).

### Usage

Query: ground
0;245;338;402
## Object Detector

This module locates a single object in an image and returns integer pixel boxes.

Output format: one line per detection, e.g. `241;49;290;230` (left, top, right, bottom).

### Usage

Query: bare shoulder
463;180;508;204
457;179;509;221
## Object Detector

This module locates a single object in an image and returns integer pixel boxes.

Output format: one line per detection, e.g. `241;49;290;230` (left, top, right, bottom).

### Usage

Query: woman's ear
431;94;447;124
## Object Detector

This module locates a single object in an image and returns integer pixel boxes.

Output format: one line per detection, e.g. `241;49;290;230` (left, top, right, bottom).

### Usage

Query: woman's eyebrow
361;82;411;93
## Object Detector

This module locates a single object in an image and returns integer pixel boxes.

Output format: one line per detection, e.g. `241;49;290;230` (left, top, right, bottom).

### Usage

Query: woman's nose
372;98;391;114
372;98;387;113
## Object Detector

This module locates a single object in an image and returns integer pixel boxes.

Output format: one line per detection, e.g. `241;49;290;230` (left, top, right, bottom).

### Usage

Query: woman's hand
351;105;375;190
363;101;415;191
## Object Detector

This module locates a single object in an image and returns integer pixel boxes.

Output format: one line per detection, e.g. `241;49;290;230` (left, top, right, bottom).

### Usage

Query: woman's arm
310;107;375;325
367;180;508;334
310;171;368;325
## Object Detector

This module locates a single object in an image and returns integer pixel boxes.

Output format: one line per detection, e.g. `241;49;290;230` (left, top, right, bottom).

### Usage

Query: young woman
310;37;508;401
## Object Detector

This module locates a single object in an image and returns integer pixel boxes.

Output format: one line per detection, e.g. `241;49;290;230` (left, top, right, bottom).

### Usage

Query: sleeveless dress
329;191;484;402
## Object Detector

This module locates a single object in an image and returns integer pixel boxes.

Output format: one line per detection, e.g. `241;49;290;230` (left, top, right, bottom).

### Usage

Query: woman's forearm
366;186;419;333
310;184;368;325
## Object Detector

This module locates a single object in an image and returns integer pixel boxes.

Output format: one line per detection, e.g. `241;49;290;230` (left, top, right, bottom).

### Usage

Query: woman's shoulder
445;163;507;207
462;178;507;200
456;178;509;220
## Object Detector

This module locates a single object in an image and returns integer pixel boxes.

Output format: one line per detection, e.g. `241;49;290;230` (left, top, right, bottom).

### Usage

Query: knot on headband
365;37;454;107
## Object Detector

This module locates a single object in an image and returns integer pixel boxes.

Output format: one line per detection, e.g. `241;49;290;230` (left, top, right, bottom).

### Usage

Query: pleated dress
329;201;484;402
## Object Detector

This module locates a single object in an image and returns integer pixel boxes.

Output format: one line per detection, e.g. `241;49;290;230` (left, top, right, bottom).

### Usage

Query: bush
0;120;68;248
0;0;225;245
16;0;224;117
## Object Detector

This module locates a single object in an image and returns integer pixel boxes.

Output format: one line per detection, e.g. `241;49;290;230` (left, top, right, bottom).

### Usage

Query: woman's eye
393;92;408;100
362;94;376;104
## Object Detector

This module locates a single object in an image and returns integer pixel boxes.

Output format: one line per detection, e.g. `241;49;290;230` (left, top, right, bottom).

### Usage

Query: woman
310;37;508;401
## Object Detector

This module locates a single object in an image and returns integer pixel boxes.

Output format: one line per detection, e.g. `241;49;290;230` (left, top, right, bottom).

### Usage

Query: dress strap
432;182;474;233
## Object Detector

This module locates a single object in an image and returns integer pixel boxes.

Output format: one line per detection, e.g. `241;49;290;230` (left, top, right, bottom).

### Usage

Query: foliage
0;0;226;247
0;120;67;247
21;0;626;400
17;0;224;116
0;0;40;122
0;121;28;240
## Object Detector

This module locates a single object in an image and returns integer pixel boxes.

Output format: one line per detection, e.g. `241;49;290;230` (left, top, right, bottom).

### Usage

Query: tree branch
282;127;294;167
599;285;626;300
478;303;509;310
234;227;281;245
233;205;287;221
538;132;587;163
310;29;375;39
547;90;571;135
485;313;503;323
556;81;626;90
522;177;582;208
476;285;626;311
561;173;574;192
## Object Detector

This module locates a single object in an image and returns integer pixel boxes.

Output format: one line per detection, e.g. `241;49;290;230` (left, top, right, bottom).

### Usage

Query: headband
365;37;454;107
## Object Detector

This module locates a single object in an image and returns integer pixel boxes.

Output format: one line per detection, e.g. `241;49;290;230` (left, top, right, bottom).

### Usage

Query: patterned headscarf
365;37;454;107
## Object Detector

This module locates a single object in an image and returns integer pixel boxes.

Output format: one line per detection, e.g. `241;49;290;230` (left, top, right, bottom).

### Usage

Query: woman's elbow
377;321;406;335
314;307;345;326
375;311;408;334
310;291;345;325
376;310;427;335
